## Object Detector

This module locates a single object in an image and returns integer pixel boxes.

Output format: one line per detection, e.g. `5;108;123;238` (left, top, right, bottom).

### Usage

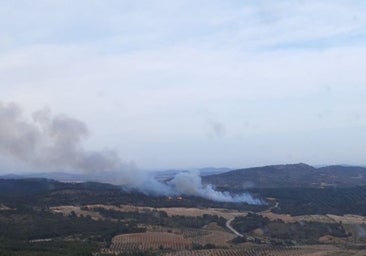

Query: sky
1;0;366;172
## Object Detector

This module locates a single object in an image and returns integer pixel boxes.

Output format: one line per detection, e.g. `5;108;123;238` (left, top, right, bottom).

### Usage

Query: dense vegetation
232;213;349;244
0;179;265;212
1;177;366;255
251;186;366;216
0;208;143;241
0;239;98;256
0;206;143;255
93;207;227;228
0;179;230;255
203;163;366;189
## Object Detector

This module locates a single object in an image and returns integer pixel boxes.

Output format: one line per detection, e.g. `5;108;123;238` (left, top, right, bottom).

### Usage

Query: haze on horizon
1;0;366;173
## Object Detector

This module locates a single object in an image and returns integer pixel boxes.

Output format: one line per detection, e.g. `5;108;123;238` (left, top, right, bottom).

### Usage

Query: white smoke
168;171;262;204
0;102;262;205
355;224;366;238
117;170;262;204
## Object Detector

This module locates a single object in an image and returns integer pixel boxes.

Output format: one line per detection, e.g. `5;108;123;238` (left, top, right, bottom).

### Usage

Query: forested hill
0;178;119;195
202;163;366;189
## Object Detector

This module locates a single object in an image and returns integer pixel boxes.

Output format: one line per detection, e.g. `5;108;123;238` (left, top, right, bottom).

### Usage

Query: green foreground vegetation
1;178;366;255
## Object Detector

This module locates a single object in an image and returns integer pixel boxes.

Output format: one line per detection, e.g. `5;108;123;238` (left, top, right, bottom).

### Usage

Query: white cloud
0;1;366;169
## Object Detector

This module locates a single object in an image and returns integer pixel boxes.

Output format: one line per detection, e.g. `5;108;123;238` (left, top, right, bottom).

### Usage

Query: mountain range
203;163;366;189
1;163;366;189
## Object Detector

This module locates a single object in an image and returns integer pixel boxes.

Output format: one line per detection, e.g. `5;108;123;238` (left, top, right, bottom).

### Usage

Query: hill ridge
203;163;366;189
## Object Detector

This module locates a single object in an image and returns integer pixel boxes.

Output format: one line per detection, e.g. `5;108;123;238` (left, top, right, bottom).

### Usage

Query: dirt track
225;217;243;237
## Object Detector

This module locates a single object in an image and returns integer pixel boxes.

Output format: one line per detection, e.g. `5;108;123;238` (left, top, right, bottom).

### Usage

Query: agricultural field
50;205;104;220
103;245;366;256
2;179;366;255
106;241;366;256
49;203;366;255
103;228;236;254
163;246;332;256
109;232;192;251
157;207;245;219
85;204;247;219
53;204;366;226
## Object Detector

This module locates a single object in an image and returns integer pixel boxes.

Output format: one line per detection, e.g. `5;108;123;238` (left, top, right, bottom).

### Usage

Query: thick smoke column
168;171;262;204
0;102;122;172
0;102;262;205
121;170;262;205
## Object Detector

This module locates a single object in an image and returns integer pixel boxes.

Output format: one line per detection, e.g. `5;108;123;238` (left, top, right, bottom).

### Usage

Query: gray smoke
0;102;262;204
0;102;121;172
168;171;262;204
120;170;262;204
207;119;226;139
355;224;366;238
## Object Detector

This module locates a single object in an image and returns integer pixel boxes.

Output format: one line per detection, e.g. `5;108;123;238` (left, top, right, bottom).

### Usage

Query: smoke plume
0;102;122;172
207;119;226;139
168;171;262;204
0;102;262;204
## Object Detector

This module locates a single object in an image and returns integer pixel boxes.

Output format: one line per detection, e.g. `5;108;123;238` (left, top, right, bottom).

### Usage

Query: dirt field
104;226;237;254
85;204;144;212
85;204;247;219
158;207;246;219
105;225;364;255
49;204;366;255
162;244;365;256
327;214;366;224
107;231;192;253
260;212;295;222
62;203;366;225
260;212;366;225
50;205;103;220
195;230;235;246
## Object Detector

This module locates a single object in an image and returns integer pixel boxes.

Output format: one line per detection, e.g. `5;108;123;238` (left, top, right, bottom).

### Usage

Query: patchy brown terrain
48;203;366;256
84;204;247;219
260;212;366;225
50;205;103;220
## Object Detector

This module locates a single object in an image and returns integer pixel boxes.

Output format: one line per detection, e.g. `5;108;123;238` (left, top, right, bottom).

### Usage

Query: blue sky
1;1;366;171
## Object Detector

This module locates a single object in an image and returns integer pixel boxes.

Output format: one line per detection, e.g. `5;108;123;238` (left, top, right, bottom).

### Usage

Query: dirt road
225;218;243;237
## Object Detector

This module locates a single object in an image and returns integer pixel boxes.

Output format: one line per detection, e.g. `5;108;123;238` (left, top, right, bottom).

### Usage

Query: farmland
95;204;366;255
2;178;366;255
108;232;192;251
164;245;366;256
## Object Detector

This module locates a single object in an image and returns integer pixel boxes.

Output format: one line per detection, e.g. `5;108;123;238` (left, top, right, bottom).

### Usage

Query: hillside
3;176;366;255
203;163;366;189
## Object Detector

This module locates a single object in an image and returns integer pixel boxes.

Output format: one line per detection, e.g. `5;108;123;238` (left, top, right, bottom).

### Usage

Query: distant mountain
153;169;182;182
2;164;366;190
0;171;127;184
0;178;119;196
153;167;231;181
198;167;231;176
0;173;25;179
203;163;366;189
0;167;231;185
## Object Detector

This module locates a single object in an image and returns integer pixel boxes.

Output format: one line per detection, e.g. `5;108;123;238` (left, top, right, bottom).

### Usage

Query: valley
1;163;366;255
